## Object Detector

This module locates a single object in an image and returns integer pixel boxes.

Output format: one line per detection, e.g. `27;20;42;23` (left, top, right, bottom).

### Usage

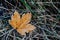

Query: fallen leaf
9;11;36;35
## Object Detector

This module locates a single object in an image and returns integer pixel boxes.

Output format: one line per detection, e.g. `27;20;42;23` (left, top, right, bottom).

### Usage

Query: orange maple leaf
9;11;36;35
